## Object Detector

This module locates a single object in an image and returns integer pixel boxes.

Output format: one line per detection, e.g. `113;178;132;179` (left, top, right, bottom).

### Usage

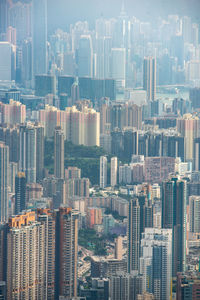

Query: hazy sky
47;0;200;33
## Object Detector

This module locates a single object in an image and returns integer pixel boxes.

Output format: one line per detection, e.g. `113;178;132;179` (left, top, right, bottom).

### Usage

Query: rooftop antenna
120;0;126;17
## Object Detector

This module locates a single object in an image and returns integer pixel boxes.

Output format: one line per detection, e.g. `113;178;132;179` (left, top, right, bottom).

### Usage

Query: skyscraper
54;127;64;179
6;211;46;300
177;114;200;162
111;48;126;88
0;0;8;40
56;208;79;298
162;177;187;277
77;35;93;77
19;124;37;183
15;172;26;215
189;196;200;233
0;142;9;223
32;0;47;77
100;156;107;188
35;123;44;182
0;42;12;81
0;208;79;299
110;271;143;300
37;209;56;300
128;198;140;272
111;157;118;187
140;228;172;300
143;57;156;101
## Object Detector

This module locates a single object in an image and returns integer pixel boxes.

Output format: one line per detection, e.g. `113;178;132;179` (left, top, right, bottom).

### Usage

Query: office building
111;48;126;88
77;35;93;77
0;142;9;223
190;87;200;110
143;57;156;101
58;76;75;97
162;177;187;277
0;42;13;81
140;228;172;300
0;0;8;39
35;75;56;97
111;157;118;187
32;0;47;77
54;127;64;179
8;1;32;44
100;156;107;188
15;172;26;215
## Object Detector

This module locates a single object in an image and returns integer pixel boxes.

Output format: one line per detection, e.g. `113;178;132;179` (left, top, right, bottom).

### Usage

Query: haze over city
0;0;200;299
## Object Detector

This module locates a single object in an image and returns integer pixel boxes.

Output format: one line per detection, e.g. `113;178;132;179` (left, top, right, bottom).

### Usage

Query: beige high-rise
54;126;64;179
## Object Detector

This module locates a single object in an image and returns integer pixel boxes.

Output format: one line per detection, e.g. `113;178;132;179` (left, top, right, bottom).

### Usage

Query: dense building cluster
0;0;200;300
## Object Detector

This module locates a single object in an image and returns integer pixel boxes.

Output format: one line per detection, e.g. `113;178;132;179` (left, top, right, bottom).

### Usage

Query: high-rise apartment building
32;0;47;77
35;123;44;182
140;228;172;300
0;124;20;163
37;209;56;300
189;196;200;233
176;272;200;300
110;271;143;300
177;114;200;162
39;105;62;138
6;211;46;300
19;124;36;183
0;208;79;299
128;198;140;272
65;106;100;146
111;157;118;187
100;156;107;188
114;236;123;260
1;100;26;125
15;172;26;215
0;142;9;223
143;57;156;101
162;177;187;277
54;127;64;179
56;208;79;299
